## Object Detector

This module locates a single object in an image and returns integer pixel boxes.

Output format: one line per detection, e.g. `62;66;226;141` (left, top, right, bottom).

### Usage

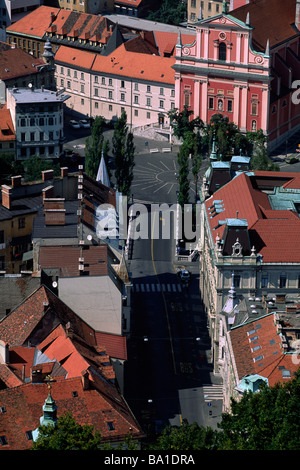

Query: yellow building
0;179;41;274
57;0;114;14
187;0;228;23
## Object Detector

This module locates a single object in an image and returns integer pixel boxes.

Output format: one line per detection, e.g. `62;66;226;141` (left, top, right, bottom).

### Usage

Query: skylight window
107;421;115;431
254;355;264;362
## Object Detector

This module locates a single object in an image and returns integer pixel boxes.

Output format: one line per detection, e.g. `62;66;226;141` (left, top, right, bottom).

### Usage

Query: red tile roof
0;107;15;142
92;43;175;83
38;245;109;277
6;6;60;38
232;0;298;50
229;313;299;387
0;287;143;449
96;332;127;360
205;171;300;263
0;285;97;347
0;46;44;81
154;31;196;57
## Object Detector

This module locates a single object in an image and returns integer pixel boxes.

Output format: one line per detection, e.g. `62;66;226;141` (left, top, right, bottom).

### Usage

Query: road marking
151;210;176;375
160;160;171;170
153;182;169;193
202;385;223;402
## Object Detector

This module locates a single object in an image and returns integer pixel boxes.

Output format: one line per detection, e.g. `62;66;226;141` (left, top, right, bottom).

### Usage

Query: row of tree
32;370;300;450
85;112;135;198
169;107;279;207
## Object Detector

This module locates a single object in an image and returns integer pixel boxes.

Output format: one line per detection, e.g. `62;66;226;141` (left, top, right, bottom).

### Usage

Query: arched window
218;42;226;61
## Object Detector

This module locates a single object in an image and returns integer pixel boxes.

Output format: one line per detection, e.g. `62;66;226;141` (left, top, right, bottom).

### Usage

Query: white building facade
7;86;69;160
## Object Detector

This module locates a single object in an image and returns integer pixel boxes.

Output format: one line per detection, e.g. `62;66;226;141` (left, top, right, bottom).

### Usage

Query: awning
22;250;33;262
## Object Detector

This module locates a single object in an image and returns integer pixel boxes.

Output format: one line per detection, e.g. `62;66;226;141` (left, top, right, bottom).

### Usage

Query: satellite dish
28;83;32;88
87;234;92;241
52;281;57;288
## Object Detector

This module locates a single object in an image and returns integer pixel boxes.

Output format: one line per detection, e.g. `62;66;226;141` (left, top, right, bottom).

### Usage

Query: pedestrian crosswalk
132;282;183;293
202;384;223;402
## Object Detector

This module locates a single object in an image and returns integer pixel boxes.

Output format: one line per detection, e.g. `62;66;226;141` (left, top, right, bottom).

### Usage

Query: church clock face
183;47;190;55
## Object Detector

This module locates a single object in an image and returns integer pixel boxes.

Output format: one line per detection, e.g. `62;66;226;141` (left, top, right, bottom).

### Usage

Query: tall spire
265;39;270;57
96;152;110;187
210;133;218;161
176;31;182;47
246;12;251;26
32;378;57;442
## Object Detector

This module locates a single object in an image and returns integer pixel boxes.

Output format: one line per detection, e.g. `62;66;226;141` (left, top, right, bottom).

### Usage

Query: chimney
81;370;89;390
1;185;12;210
61;167;68;178
296;0;300;30
65;321;74;339
0;340;9;364
42;169;54;181
11;175;22;188
42;185;54;201
44;198;66;225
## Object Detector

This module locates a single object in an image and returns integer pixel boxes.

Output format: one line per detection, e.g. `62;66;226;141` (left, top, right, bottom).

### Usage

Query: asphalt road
63;124;300;437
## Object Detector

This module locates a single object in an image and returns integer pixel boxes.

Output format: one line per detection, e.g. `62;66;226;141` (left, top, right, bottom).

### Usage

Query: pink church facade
174;0;300;151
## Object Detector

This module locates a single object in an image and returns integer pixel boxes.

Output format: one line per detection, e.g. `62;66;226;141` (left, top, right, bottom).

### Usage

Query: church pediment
195;13;251;31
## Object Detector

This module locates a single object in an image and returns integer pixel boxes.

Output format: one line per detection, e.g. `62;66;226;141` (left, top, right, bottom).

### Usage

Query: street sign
207;402;212;407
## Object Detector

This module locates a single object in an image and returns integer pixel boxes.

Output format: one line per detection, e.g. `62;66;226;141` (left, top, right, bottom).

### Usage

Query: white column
260;86;270;134
243;34;249;64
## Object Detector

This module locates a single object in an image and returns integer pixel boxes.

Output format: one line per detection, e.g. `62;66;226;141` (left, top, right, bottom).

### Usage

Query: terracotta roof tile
0;285;97;347
0;107;15;141
92;43;175;83
6;5;60;38
232;0;298;50
230;313;299;386
95;332;127;360
205;171;300;262
38;245;108;277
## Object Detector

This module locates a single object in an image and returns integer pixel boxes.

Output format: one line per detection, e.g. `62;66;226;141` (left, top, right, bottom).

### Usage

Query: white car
69;120;80;129
79;119;90;128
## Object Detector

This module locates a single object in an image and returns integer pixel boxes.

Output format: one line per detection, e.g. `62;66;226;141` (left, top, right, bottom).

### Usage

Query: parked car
69;120;80;129
285;155;299;164
79;119;90;128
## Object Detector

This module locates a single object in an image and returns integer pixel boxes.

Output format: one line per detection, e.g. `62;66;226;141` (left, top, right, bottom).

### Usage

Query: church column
193;79;200;117
240;84;248;132
175;75;181;110
203;29;209;60
236;33;241;63
260;86;270;135
243;33;249;64
200;79;208;123
233;84;240;127
196;28;202;59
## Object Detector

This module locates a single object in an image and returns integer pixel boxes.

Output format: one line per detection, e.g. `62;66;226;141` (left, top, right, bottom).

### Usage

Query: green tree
113;111;135;198
22;156;60;182
250;144;279;171
85;116;110;180
148;419;218;450
168;106;203;140
218;371;300;450
177;137;190;208
146;0;186;25
32;412;102;450
204;113;238;159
